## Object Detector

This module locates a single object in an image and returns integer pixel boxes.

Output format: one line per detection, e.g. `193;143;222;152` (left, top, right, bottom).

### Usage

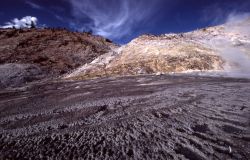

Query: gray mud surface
0;75;249;159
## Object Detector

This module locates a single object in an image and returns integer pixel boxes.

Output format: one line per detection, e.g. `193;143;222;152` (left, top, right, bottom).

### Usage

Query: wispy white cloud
25;1;66;25
54;15;64;22
25;1;43;10
0;16;38;29
68;0;160;40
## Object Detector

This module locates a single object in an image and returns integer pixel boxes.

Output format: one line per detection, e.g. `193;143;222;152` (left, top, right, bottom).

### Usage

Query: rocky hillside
0;28;115;88
67;17;250;80
1;18;249;88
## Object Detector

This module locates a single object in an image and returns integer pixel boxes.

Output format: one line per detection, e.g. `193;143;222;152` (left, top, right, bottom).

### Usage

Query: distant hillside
1;17;250;88
0;28;115;88
66;17;250;80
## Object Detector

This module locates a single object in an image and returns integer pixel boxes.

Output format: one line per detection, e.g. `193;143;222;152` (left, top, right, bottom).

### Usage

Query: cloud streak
0;16;38;29
25;1;43;10
68;0;160;40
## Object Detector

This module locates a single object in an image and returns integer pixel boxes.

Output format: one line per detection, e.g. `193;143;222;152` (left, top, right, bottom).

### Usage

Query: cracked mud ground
0;75;249;160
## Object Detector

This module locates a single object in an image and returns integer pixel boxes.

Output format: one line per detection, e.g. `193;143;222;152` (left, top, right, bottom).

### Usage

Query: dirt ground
0;75;249;160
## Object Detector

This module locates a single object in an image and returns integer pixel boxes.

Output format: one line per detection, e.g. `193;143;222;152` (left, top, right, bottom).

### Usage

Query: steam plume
211;13;250;78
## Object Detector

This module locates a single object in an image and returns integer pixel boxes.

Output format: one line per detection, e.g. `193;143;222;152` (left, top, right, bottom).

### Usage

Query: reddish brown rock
0;28;114;77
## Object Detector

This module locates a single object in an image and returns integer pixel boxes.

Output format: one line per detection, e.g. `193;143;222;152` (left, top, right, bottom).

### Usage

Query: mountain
0;17;249;88
66;17;250;80
0;28;115;88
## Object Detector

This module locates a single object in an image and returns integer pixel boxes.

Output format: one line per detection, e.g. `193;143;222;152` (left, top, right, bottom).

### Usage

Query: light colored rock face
106;37;223;74
67;17;250;80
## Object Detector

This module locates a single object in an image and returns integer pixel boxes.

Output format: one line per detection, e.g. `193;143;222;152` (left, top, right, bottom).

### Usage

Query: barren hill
1;17;249;88
0;28;114;88
67;17;250;80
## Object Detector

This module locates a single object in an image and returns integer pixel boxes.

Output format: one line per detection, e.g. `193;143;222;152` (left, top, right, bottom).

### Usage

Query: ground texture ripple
0;75;249;160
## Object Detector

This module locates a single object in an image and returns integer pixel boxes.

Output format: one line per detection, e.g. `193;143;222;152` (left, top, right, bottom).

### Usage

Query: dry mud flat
0;75;249;160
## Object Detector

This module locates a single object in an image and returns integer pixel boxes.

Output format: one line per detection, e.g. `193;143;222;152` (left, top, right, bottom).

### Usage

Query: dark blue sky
1;0;250;43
